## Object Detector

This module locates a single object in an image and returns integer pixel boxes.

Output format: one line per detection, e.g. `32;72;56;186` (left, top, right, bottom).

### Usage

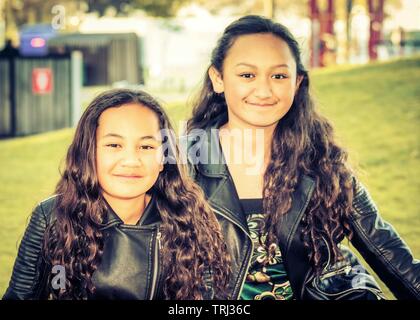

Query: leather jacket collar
101;193;161;229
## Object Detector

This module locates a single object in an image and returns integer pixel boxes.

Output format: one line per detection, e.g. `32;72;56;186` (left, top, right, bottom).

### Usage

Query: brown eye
240;73;255;79
106;143;121;148
140;145;155;150
272;74;287;79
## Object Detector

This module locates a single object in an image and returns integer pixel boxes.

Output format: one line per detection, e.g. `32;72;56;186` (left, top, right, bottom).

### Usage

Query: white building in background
78;8;312;92
78;8;237;92
384;0;420;32
76;1;418;92
380;0;420;59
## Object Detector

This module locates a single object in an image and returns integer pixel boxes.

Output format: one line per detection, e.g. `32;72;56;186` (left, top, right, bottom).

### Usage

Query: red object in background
32;68;53;94
309;0;335;67
368;0;385;61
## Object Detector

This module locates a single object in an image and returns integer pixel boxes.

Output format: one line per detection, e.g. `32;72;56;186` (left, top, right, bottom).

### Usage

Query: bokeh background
0;0;419;299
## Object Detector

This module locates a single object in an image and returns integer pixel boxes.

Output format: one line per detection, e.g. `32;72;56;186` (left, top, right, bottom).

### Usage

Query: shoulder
32;194;60;225
350;177;380;218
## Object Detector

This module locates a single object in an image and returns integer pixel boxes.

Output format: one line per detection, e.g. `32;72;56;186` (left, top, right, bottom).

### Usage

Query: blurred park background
0;0;419;299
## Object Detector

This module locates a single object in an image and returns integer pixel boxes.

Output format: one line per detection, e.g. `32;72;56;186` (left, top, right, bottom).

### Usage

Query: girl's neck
103;193;151;225
219;120;275;168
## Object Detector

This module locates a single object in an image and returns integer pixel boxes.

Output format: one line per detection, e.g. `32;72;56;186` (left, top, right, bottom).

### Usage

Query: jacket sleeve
2;202;49;300
349;179;420;299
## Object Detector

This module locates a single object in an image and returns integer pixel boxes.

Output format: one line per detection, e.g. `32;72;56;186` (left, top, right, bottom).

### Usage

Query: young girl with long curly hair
185;15;419;300
4;89;230;300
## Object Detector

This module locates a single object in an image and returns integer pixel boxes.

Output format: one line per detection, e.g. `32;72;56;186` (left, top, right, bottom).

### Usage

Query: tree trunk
367;0;384;60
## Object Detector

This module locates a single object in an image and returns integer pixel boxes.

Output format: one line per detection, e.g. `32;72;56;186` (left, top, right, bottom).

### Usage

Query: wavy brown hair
43;89;230;299
187;15;355;274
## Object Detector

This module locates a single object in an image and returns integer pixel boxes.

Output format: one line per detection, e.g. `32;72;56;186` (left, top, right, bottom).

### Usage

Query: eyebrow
101;133;160;141
235;63;290;69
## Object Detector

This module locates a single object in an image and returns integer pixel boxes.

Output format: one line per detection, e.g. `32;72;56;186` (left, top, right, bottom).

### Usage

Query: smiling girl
185;15;419;300
4;89;230;300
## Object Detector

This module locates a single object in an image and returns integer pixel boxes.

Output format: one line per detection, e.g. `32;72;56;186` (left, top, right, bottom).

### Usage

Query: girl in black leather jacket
3;89;230;300
185;15;419;300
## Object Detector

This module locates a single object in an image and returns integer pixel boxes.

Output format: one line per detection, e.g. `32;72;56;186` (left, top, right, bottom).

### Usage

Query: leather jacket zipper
211;206;253;299
319;265;352;281
313;282;385;299
148;230;161;300
317;237;352;281
314;237;385;300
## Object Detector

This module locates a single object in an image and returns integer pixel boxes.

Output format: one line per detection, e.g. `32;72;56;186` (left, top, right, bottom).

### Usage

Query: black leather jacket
3;194;166;300
182;124;420;300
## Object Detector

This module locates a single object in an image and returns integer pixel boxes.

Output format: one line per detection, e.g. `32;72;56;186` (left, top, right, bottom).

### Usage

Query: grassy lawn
311;56;420;299
0;56;419;299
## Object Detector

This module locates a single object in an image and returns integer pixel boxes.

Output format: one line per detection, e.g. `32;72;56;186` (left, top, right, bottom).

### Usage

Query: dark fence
0;53;73;137
48;33;143;86
0;59;11;136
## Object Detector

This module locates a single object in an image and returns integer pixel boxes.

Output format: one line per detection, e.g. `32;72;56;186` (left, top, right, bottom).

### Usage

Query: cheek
96;150;116;178
143;154;163;175
275;81;297;100
224;80;251;106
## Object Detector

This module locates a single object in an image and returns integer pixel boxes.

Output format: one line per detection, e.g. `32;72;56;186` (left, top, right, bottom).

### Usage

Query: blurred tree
86;0;190;17
306;0;402;65
366;0;402;60
5;1;86;33
3;0;404;48
3;0;190;43
195;0;307;17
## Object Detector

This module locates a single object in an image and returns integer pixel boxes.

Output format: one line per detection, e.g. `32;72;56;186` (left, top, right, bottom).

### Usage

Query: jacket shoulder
348;178;420;299
2;195;58;300
37;195;59;222
351;178;379;217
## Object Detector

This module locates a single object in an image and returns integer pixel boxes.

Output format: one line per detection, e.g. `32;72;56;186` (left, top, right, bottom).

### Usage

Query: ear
208;66;224;94
295;75;303;94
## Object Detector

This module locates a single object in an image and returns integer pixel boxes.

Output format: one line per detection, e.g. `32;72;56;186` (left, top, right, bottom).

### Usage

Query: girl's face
96;103;163;203
209;33;302;129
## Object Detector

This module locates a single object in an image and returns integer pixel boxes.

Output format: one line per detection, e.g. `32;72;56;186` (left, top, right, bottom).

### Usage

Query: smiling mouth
114;174;143;179
246;102;277;107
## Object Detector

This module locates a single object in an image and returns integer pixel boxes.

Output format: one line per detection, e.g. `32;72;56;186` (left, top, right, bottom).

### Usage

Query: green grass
311;56;420;299
1;56;419;299
0;129;73;295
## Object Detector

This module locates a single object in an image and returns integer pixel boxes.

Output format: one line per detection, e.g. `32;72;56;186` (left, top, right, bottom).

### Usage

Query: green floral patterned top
239;199;294;300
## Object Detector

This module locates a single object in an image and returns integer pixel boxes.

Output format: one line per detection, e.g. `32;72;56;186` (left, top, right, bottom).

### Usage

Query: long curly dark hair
43;89;230;299
187;15;355;274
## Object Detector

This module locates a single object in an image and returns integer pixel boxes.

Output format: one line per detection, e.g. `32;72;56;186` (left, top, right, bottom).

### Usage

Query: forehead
97;103;161;136
224;33;296;68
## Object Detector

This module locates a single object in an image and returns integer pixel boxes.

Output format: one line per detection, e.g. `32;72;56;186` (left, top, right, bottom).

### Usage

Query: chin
109;187;150;199
245;118;280;128
113;193;147;200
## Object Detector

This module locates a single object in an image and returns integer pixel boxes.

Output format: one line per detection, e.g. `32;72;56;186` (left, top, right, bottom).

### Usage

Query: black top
239;198;263;216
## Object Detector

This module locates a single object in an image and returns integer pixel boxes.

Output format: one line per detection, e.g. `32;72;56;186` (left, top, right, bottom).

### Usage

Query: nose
121;148;142;167
253;77;272;99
